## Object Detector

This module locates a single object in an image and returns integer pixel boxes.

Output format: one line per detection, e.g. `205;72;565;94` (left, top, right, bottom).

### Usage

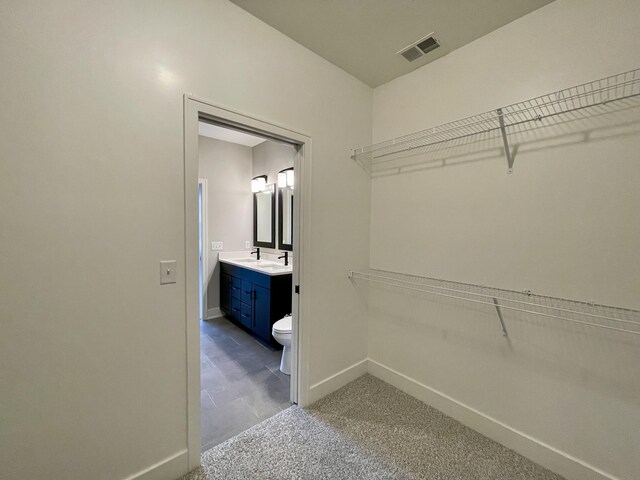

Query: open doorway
197;122;295;451
184;96;311;466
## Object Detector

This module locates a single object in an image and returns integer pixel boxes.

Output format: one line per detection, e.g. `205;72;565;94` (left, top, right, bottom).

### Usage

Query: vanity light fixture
277;168;294;188
251;175;267;193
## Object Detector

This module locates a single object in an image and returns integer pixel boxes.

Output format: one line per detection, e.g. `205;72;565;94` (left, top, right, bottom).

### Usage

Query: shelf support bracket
497;108;514;174
492;297;509;337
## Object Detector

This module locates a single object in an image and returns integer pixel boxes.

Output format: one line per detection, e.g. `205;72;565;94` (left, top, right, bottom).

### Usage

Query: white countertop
219;257;293;276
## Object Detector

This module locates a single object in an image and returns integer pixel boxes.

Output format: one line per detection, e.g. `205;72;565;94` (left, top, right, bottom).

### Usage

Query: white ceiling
198;122;266;147
229;0;554;87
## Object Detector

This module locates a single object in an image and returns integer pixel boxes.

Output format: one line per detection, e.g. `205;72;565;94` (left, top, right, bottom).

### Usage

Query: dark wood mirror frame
253;185;276;249
278;187;293;251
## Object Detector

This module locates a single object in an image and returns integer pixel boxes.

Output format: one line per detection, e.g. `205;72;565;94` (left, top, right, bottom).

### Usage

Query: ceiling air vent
400;47;423;62
397;33;440;62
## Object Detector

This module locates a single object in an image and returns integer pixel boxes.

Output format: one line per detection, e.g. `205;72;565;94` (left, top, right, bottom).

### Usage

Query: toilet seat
272;315;292;334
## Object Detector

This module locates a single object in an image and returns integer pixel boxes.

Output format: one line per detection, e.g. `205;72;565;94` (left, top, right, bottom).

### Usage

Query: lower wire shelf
349;269;640;337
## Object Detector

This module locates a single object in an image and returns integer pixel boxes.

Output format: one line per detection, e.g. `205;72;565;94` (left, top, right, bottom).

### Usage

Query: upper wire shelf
352;68;640;176
348;269;640;338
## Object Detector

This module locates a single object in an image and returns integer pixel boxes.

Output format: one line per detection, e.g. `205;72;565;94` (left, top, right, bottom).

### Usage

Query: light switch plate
160;260;177;285
245;241;251;249
211;241;223;251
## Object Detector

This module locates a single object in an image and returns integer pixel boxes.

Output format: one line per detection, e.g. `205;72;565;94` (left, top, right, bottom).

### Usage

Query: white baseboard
367;359;618;480
205;307;222;320
307;358;368;404
124;449;189;480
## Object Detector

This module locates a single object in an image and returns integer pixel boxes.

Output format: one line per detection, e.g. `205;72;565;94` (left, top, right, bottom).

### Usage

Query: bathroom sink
250;260;278;266
262;265;292;273
234;258;275;265
234;259;282;267
234;258;278;266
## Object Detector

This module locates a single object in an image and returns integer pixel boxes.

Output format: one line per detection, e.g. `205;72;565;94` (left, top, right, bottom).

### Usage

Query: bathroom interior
197;121;296;451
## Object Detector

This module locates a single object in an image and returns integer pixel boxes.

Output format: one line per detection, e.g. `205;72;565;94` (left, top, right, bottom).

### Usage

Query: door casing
198;178;208;320
184;95;312;469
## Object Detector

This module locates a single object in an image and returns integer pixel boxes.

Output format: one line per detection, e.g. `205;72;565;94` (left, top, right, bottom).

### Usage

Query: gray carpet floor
182;374;565;480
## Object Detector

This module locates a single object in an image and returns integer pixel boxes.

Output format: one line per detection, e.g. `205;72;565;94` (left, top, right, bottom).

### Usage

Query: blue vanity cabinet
219;262;292;347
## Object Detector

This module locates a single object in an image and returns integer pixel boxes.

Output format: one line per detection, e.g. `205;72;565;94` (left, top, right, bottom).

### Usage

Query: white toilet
272;315;292;375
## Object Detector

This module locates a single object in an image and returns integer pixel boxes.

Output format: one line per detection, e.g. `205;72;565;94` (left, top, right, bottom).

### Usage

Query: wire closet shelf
348;269;640;337
351;68;640;176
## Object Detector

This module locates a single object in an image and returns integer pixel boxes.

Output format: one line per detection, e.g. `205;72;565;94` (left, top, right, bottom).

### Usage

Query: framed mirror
278;185;293;251
253;183;275;248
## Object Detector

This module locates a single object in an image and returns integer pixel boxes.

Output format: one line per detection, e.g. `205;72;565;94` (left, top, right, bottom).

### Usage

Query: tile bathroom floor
200;317;291;452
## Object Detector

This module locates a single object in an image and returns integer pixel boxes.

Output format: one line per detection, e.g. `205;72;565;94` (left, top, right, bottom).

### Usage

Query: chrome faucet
250;247;260;260
278;251;289;266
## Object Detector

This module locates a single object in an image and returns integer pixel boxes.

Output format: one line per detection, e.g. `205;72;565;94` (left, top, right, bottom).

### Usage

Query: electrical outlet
211;241;223;251
245;241;251;249
160;260;177;285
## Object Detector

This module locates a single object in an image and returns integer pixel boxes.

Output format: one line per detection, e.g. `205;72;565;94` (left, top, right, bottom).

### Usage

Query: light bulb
251;176;266;192
277;172;287;188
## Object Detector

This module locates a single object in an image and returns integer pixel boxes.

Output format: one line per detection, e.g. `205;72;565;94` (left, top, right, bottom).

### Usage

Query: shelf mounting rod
497;108;514;174
492;297;509;337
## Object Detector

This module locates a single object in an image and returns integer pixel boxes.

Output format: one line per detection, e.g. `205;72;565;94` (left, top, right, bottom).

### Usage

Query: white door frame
184;95;312;469
198;178;208;320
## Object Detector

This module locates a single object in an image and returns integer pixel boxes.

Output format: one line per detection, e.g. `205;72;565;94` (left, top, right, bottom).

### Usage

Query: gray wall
252;141;296;254
252;140;296;186
198;136;253;313
199;137;296;314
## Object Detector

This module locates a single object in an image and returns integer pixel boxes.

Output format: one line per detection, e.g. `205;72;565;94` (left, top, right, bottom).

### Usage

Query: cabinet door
220;274;231;313
252;284;271;339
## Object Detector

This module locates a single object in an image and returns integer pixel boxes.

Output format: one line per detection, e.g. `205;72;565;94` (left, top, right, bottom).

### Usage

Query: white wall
0;1;371;479
369;1;640;479
198;136;253;312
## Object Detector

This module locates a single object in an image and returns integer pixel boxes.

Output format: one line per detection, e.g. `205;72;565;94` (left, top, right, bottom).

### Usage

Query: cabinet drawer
241;280;253;305
240;302;252;328
230;297;242;322
230;277;242;300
